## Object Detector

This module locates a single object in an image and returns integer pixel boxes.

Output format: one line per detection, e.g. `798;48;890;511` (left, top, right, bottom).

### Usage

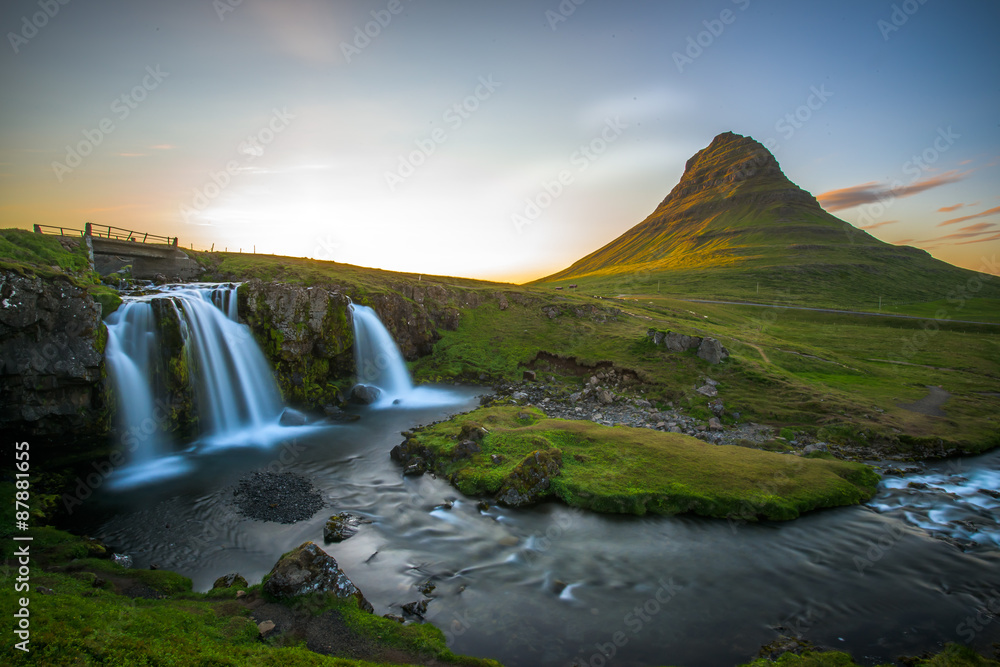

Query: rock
703;378;719;386
663;332;700;352
455;439;481;458
383;613;406;624
213;572;249;589
708;399;725;416
647;329;666;345
589;376;599;386
697;338;730;364
112;553;132;569
497;449;563;507
696;384;718;398
511;391;528;401
232;471;324;524
278;407;308;426
459;423;487;441
568;392;582;402
490;454;503;465
0;271;110;440
236;590;246;599
262;542;373;612
350;383;381;404
401;600;428;618
598;390;615;405
523;370;537;381
708;417;723;431
323;405;360;422
323;512;370;543
257;620;276;636
669;426;682;434
978;488;1000;499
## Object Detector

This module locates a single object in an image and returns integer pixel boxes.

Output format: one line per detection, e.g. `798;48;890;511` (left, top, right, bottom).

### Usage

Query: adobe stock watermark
846;126;959;237
341;0;414;63
51;65;170;182
545;0;587;31
673;0;750;73
956;590;999;643
576;577;682;666
384;75;501;192
7;0;71;54
212;0;243;21
179;107;294;223
877;0;930;41
511;116;628;234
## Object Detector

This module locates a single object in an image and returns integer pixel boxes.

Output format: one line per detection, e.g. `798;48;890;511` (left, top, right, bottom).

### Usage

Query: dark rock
664;332;700;352
213;572;249;589
279;407;308;426
383;613;405;624
262;541;373;612
523;370;537;381
459;423;487;441
350;384;381;404
497;449;563;507
490;454;503;465
323;512;370;543
708;399;725;416
697;337;730;364
455;439;481;458
323;405;360;422
401;600;428;618
978;488;1000;499
0;271;109;440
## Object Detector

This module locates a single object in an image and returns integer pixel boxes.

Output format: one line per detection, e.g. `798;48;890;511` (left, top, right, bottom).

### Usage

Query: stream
79;390;1000;667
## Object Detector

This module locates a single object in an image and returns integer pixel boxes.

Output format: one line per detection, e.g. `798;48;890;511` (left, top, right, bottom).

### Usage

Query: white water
351;304;414;402
104;284;291;488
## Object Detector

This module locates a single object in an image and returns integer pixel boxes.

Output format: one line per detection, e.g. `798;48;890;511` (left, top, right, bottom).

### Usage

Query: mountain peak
656;131;817;213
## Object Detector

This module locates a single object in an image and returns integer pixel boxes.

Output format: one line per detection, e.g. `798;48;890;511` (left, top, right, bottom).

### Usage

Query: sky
1;0;998;283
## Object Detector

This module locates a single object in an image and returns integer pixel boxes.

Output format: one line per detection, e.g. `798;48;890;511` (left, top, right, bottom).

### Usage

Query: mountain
535;132;997;307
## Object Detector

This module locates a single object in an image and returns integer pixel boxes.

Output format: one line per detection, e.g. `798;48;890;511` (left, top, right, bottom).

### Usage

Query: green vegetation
401;406;879;520
0;228;93;279
0;525;499;667
741;644;999;667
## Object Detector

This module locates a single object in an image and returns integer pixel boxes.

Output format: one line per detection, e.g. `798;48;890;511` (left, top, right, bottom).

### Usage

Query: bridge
34;223;201;280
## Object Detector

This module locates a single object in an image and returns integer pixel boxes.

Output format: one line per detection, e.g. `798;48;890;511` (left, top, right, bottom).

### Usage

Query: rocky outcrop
263;541;373;612
239;281;355;408
0;271;111;440
238;279;519;408
497;449;563;507
647;328;729;364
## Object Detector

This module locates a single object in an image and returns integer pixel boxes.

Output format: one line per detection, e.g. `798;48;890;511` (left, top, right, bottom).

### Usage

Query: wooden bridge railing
34;223;178;247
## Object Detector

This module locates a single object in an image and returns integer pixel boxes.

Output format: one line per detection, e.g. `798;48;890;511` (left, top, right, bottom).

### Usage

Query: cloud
937;205;1000;227
937;203;964;212
917;221;998;247
858;219;898;230
149;144;175;150
817;171;968;211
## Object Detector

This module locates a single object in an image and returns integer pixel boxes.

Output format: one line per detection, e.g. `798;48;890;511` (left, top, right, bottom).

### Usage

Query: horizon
2;0;998;283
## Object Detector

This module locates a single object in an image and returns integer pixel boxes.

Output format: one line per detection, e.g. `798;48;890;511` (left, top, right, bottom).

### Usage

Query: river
80;389;1000;666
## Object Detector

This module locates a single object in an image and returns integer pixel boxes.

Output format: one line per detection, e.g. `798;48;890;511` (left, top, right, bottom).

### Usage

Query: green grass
0;228;93;278
740;644;999;667
0;527;500;667
402;406;880;520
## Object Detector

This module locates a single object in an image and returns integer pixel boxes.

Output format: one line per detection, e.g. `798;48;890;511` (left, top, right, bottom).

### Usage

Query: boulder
323;513;370;543
323;405;360;422
455;439;481;458
697;338;730;364
664;332;700;352
263;541;373;612
647;329;666;346
522;370;537;381
350;383;381;404
497;449;563;507
278;407;308;426
212;572;249;589
708;417;724;432
598;390;615;405
696;384;718;398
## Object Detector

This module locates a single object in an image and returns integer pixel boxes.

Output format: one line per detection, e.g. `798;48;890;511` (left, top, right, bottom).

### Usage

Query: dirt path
684;299;1000;327
898;385;951;417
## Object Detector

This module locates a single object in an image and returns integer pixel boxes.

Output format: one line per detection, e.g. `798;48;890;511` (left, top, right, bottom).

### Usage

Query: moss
87;284;122;317
398;406;880;520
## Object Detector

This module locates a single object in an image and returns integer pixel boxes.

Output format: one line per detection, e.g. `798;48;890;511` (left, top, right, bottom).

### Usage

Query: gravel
232;471;325;524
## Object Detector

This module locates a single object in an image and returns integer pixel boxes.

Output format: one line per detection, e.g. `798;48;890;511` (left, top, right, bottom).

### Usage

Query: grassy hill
535;132;1000;309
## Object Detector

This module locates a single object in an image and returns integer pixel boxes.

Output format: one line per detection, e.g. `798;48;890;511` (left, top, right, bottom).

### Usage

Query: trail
683;299;1000;326
898;385;951;417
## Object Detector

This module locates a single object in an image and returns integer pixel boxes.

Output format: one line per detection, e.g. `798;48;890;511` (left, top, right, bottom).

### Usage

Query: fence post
33;224;41;234
84;222;92;237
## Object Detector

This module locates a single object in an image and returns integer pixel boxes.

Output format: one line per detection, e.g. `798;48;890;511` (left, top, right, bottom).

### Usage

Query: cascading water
350;304;413;403
104;284;286;487
348;303;459;407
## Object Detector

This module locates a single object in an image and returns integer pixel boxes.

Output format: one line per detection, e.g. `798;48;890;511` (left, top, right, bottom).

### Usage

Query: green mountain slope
536;132;998;308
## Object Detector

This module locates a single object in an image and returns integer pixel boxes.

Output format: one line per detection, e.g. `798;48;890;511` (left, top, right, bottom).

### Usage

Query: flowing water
88;286;1000;666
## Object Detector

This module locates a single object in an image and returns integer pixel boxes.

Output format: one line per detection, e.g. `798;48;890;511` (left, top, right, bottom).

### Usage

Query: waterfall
350;304;413;403
104;284;285;487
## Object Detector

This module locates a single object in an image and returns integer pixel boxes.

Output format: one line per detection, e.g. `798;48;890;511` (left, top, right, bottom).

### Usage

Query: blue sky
1;0;998;281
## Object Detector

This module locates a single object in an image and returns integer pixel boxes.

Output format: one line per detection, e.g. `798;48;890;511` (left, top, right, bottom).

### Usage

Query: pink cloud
817;171;968;212
938;205;1000;227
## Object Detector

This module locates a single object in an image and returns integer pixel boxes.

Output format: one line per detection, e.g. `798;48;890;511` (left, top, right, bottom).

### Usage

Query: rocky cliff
0;270;111;441
238;279;512;409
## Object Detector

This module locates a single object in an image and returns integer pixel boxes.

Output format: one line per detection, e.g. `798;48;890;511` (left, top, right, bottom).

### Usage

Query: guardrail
34;223;177;247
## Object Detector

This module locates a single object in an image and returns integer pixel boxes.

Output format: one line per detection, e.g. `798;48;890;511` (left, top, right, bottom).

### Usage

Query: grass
401;405;880;520
740;644;999;667
0;525;500;667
